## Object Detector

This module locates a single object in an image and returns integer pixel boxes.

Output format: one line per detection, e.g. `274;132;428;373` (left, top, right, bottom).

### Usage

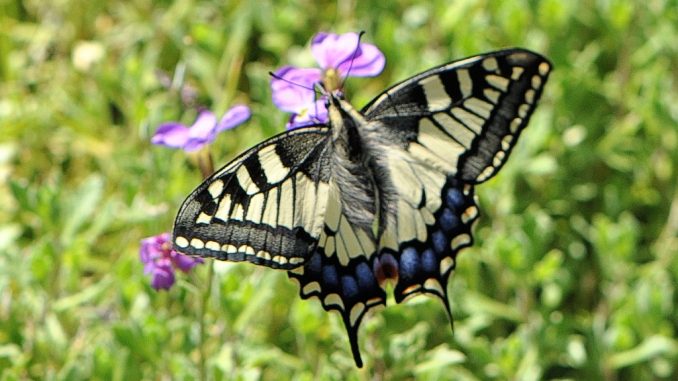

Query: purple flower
151;105;251;151
140;233;204;290
271;32;385;129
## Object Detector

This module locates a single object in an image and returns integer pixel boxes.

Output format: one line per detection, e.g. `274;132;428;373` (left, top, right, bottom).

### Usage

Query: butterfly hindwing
363;48;551;183
375;146;479;322
289;181;385;368
173;126;332;269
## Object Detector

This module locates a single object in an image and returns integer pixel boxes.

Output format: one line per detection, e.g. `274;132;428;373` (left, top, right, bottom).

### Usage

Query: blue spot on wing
399;247;420;282
439;208;460;232
355;262;378;290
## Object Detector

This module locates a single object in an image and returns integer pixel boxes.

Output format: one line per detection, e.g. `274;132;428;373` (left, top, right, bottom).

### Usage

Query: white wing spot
236;166;260;195
433;112;475;148
397;200;417;242
440;256;454;275
408;142;457;174
239;245;256;256
350;302;366;327
418;119;464;170
451;233;471;250
457;69;473;98
340;219;363;261
214;193;232;221
525;89;536;105
294;172;320;230
414;210;427;241
451;107;484;134
272;255;288;265
501;135;514;151
539;62;551;76
532;75;542;89
175;236;189;248
196;212;212;225
324;184;342;231
258;145;290;183
245;193;265;224
421;75;452;111
288;257;305;265
482;57;498;72
256;250;272;260
356;228;376;257
324;293;344;309
222;244;238;254
325;236;336;257
461;206;478;224
261;187;278;228
336;227;350;266
303;281;321;295
464;97;493;119
190;238;205;249
378;229;399;252
277;179;294;228
486;74;510;92
477;166;495;182
207;180;224;199
511;66;525;80
510;117;522;133
231;203;245;221
483;88;501;104
424;278;444;295
518;103;530;118
493;151;506;167
205;241;220;251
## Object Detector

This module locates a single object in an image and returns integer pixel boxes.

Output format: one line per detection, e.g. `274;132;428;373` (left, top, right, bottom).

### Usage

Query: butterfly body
173;48;551;367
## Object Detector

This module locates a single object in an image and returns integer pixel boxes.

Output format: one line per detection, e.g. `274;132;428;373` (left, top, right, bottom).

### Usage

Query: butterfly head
325;90;368;143
322;68;342;94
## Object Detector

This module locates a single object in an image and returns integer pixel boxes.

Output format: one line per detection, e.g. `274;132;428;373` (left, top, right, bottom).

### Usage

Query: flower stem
198;260;215;381
194;147;215;179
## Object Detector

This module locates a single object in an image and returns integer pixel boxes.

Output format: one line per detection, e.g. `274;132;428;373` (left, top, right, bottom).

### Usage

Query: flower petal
171;110;218;152
336;43;385;77
140;233;171;264
151;264;175;290
311;32;360;70
139;238;156;264
151;122;190;148
188;110;218;140
172;251;204;272
286;99;328;130
216;104;251;132
271;66;322;112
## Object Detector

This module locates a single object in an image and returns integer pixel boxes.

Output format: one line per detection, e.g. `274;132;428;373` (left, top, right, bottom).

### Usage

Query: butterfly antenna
268;71;317;93
339;30;366;89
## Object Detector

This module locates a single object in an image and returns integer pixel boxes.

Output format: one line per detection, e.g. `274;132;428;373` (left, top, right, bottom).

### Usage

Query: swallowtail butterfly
173;48;551;367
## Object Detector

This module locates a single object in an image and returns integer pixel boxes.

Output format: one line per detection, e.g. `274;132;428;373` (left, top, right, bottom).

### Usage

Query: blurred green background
1;0;677;380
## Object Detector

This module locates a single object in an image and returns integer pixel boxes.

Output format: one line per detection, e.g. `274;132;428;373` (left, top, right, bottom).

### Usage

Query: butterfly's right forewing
173;126;332;269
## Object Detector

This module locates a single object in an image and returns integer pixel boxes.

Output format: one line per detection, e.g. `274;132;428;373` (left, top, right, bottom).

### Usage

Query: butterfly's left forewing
173;126;332;269
363;48;551;183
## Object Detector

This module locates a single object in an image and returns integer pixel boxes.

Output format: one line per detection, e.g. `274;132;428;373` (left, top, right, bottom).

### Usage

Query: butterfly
173;48;551;367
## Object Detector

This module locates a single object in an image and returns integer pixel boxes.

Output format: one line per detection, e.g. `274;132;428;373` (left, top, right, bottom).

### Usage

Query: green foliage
1;0;677;379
